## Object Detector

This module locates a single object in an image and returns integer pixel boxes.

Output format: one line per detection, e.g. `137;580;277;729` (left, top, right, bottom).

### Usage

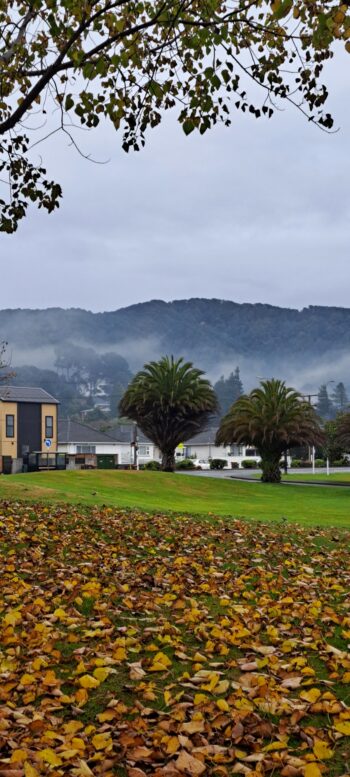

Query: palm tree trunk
261;455;281;483
161;450;175;472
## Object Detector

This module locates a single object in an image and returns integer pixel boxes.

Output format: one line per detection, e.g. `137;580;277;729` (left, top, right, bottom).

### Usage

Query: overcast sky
1;50;349;313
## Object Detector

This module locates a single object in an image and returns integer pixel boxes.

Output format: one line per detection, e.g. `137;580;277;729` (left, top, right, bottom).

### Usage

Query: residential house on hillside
0;386;60;474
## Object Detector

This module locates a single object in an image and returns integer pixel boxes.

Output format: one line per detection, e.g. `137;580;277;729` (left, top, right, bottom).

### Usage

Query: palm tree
119;356;218;472
216;379;323;483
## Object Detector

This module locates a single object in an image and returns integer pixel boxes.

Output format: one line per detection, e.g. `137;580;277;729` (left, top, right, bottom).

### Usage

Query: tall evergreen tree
214;368;244;417
316;385;335;420
332;382;349;413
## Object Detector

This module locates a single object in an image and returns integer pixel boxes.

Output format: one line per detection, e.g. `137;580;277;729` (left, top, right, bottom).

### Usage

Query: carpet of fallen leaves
1;503;350;777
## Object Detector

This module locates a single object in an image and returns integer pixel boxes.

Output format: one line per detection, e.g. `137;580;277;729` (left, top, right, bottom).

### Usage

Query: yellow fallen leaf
313;739;334;760
38;748;63;766
79;674;100;688
4;609;22;626
166;736;180;754
300;688;321;704
334;720;350;735
304;764;322;777
93;667;110;682
217;699;230;712
61;749;80;760
24;763;39;777
64;721;84;734
263;741;288;752
114;647;127;661
10;750;28;763
92;733;113;750
194;694;209;705
20;674;36;686
151;651;172;668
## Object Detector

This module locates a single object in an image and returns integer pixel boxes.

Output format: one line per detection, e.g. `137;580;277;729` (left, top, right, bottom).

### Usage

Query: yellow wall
41;404;58;452
0;401;58;459
0;402;18;457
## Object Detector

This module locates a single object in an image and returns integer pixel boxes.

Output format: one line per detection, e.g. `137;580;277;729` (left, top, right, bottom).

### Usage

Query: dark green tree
0;0;346;232
335;413;350;455
332;382;349;414
119;355;217;471
214;367;243;416
322;419;347;465
316;385;335;420
216;378;323;483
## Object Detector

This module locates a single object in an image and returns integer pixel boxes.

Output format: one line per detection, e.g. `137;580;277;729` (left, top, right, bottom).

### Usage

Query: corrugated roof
58;419;119;444
0;386;59;404
183;428;219;445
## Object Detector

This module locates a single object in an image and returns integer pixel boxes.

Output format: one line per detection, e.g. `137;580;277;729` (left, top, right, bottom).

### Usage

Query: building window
245;448;257;456
138;445;150;457
76;445;96;454
45;416;54;439
6;414;14;438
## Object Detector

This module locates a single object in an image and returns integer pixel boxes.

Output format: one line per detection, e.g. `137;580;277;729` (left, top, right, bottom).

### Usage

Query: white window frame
138;444;151;457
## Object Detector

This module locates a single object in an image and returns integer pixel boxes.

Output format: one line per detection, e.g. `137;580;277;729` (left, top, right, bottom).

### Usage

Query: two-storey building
0;386;59;473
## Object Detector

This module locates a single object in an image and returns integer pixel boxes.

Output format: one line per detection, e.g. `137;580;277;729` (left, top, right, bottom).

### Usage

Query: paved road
177;467;350;486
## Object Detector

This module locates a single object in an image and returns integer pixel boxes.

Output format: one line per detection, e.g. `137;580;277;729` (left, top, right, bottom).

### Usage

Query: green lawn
1;469;350;526
283;471;350;482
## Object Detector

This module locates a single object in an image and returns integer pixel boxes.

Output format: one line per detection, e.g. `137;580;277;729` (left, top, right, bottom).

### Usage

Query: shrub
332;458;350;467
241;459;259;469
143;460;161;471
315;458;325;467
210;458;227;470
291;459;301;467
176;458;195;470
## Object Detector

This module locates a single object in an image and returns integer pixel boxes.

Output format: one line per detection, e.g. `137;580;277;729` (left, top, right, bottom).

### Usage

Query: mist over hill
2;299;350;411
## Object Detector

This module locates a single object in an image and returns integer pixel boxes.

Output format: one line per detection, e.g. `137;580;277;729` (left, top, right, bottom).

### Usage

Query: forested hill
1;299;350;389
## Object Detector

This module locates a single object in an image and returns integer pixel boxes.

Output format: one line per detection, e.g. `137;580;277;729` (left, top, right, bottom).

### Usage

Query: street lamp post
324;380;335;476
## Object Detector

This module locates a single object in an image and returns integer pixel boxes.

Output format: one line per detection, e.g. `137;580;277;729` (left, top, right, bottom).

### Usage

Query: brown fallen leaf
175;750;206;775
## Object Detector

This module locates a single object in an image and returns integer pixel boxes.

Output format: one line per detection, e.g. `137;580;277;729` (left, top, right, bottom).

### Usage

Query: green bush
176;458;195;470
209;458;227;470
291;459;301;467
143;460;161;471
332;458;350;467
241;459;259;469
315;458;325;467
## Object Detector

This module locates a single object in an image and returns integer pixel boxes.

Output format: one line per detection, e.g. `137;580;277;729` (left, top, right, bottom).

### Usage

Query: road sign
44;439;52;448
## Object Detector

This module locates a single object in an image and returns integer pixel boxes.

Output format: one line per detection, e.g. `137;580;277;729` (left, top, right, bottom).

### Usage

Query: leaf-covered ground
1;502;350;777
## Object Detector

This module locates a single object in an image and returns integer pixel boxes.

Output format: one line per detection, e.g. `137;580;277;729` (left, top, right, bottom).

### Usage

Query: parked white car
193;458;211;470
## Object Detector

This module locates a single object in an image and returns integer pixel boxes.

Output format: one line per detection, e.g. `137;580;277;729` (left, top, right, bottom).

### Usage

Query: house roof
185;428;219;445
105;424;151;444
0;386;59;404
59;419;152;445
58;419;119;444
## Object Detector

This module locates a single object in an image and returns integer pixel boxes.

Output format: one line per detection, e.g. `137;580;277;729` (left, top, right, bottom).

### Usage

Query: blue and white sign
44;438;52;449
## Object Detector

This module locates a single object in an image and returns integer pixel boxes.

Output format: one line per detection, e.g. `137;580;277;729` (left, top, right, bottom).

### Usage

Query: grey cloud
1;49;350;311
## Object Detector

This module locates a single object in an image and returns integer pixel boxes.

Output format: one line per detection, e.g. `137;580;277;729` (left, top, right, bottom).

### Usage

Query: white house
58;420;261;470
58;419;160;468
175;428;260;468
